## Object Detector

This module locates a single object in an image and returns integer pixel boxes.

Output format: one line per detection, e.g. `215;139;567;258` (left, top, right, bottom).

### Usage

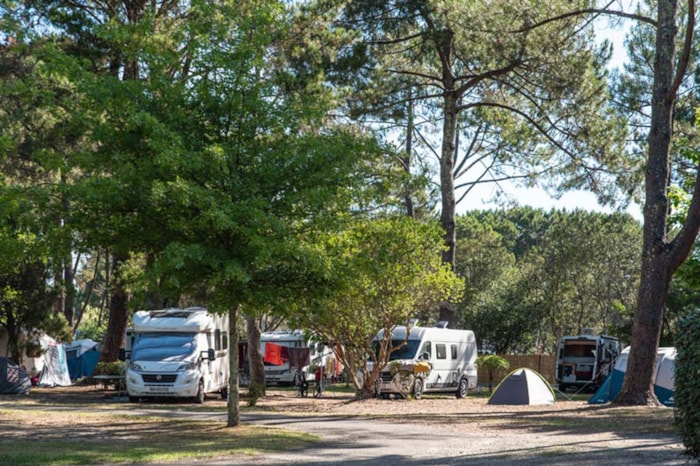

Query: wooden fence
477;354;556;387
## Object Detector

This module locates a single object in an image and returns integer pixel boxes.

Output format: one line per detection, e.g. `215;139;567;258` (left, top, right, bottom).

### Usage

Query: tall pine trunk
99;253;130;363
617;0;700;405
438;82;458;324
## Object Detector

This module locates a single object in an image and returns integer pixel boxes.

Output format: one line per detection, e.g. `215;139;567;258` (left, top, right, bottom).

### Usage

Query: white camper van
261;330;335;386
374;324;477;400
124;307;229;403
555;329;621;392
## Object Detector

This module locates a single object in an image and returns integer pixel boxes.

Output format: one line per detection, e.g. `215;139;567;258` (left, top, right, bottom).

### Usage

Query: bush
93;361;125;376
675;309;700;460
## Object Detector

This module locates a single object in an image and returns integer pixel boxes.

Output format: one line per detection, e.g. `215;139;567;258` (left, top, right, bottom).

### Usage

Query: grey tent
0;357;31;394
488;367;555;405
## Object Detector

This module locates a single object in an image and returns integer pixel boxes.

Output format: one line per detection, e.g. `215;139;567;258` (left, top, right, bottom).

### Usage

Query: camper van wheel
220;386;228;400
456;378;469;399
195;380;205;404
128;396;139;403
413;378;424;400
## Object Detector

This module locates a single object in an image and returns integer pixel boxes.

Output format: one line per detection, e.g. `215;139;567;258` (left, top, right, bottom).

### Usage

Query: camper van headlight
177;361;197;372
129;362;145;373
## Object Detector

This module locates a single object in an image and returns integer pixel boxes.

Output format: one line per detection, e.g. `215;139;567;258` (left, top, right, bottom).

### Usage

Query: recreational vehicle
555;329;621;392
124;307;229;403
261;330;336;386
373;324;478;400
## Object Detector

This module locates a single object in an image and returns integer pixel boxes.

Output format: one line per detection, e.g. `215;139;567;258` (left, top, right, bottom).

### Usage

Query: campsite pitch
0;384;688;465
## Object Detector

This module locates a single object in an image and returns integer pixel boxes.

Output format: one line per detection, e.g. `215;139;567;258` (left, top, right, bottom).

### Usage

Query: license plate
148;387;172;393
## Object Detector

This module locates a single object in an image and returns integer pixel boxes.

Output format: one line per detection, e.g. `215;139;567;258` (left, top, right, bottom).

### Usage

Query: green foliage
476;354;510;391
74;305;108;342
675;309;700;459
331;0;630;210
38;311;72;343
476;354;510;372
455;208;642;353
93;361;125;377
292;216;464;398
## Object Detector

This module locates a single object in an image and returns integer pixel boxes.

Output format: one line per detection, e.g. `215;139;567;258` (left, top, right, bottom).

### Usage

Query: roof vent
435;321;449;329
580;327;595;336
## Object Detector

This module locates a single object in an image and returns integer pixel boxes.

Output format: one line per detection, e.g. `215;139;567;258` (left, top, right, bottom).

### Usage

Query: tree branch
669;0;695;99
508;6;656;34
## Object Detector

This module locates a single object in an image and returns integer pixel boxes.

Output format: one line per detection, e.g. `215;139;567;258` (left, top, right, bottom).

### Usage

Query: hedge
675;309;700;459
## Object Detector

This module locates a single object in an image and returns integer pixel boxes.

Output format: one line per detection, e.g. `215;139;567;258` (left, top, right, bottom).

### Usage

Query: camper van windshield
131;333;197;362
388;339;421;360
563;342;595;358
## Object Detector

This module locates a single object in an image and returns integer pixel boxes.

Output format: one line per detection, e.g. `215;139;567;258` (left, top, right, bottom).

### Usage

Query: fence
477;354;556;387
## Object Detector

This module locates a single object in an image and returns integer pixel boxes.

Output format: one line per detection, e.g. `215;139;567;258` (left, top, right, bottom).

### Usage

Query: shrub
93;361;126;376
675;309;700;460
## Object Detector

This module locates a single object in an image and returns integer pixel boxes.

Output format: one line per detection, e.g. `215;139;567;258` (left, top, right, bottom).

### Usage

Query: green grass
0;409;318;465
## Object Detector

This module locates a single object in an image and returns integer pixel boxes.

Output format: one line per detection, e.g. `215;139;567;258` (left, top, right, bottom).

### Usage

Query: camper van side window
436;344;447;360
421;342;431;360
214;330;220;351
451;344;457;359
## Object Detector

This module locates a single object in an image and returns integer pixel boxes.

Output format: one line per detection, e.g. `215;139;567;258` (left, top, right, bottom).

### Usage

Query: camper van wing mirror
419;352;430;361
118;348;130;361
201;349;216;361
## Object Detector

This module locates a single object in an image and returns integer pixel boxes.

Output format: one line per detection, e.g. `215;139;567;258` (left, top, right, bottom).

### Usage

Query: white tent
589;346;675;406
488;368;555;405
34;334;71;387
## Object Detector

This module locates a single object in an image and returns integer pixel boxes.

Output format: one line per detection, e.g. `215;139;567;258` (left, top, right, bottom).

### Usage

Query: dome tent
488;367;555;405
589;346;676;406
0;357;31;394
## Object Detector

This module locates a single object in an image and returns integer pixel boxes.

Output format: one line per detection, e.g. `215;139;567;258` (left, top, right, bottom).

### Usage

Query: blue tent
65;339;100;380
589;347;675;406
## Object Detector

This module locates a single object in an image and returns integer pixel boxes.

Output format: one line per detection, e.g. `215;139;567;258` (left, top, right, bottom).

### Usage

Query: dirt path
1;385;689;465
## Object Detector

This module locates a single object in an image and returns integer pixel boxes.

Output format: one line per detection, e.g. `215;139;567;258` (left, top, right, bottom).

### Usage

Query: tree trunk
63;257;75;327
438;88;458;324
403;88;415;219
227;306;240;427
246;315;266;399
436;25;458;324
99;253;130;363
440;88;458;272
616;0;677;406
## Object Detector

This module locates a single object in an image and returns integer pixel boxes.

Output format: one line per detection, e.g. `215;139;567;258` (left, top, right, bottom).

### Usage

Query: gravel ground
1;384;690;465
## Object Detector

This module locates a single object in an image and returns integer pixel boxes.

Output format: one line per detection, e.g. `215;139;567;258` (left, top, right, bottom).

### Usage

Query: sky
458;12;642;220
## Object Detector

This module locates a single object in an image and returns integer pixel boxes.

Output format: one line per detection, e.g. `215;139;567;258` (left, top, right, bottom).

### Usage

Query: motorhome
124;307;229;403
555;329;621;392
373;324;477;400
260;330;335;386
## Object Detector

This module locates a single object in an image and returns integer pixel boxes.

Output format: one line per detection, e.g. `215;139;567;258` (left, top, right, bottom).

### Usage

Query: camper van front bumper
126;369;200;397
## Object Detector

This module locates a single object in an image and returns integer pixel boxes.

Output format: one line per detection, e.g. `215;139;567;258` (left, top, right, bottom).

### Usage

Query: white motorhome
261;330;334;386
373;324;477;400
124;307;229;403
555;329;621;392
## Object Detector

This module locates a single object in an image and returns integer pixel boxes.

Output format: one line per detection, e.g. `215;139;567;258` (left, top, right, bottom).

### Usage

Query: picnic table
92;374;125;397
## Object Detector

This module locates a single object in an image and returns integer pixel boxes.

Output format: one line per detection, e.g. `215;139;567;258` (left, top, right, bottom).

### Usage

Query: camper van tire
220;386;228;400
413;378;424;400
456;377;469;398
195;380;205;404
128;396;139;403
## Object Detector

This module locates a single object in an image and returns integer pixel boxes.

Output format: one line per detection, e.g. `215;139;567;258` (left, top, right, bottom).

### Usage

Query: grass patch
0;409;318;465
